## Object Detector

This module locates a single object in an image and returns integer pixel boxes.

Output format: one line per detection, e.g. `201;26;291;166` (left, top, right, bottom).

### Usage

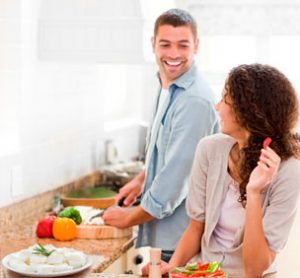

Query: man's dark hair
154;9;197;39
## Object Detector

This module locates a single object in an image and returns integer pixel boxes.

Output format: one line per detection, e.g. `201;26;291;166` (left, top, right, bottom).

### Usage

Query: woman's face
215;88;249;141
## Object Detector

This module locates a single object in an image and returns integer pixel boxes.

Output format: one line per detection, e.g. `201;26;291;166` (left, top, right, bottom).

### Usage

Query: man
103;8;219;262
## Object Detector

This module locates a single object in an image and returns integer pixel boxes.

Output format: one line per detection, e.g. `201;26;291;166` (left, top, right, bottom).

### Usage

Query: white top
152;88;169;135
187;134;300;276
212;179;245;250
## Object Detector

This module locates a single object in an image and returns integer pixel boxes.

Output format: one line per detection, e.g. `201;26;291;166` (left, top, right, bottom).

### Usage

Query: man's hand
102;206;132;228
103;205;155;228
116;170;145;207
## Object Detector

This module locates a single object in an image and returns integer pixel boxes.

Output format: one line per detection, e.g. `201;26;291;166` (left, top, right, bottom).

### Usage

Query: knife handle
117;197;126;207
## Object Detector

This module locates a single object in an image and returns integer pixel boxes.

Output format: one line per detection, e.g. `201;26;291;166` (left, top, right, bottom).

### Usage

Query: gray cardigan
186;133;300;277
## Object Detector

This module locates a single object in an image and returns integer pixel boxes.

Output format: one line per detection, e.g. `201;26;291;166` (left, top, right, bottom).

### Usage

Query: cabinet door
126;246;150;275
103;252;127;274
103;245;150;275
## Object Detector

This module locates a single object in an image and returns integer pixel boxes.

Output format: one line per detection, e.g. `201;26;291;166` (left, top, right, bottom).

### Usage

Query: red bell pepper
190;271;208;277
206;270;226;277
35;215;56;238
263;137;272;149
198;263;209;271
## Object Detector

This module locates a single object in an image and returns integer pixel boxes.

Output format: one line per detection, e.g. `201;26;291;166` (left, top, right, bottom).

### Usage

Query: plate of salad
169;261;227;277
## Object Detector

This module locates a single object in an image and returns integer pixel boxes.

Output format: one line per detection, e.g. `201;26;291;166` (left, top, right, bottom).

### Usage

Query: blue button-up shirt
137;63;219;250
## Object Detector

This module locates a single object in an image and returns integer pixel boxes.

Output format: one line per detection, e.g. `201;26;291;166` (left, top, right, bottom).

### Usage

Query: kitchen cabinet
103;251;128;274
103;242;149;275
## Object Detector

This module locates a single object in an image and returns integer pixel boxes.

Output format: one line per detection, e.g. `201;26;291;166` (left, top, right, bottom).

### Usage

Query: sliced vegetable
169;261;226;278
173;267;186;273
206;270;226;277
206;262;220;273
182;269;196;275
263;137;272;149
58;206;82;225
197;262;209;270
190;270;208;277
186;263;199;270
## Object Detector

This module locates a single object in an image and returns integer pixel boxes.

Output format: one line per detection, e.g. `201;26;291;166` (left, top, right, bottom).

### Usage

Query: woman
143;64;300;277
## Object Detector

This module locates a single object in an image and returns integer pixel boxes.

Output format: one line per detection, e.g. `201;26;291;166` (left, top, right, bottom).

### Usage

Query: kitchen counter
0;172;139;278
1;236;135;277
0;213;136;277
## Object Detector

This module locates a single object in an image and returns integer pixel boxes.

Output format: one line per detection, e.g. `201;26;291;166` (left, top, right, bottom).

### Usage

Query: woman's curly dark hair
226;63;300;205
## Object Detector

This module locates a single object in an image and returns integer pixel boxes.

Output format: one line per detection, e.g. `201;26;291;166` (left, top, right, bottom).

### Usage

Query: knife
88;197;126;221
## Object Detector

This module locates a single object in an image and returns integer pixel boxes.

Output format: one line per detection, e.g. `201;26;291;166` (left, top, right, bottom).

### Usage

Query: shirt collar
156;62;197;91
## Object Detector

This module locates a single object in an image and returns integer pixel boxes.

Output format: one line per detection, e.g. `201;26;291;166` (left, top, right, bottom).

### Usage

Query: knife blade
88;197;126;222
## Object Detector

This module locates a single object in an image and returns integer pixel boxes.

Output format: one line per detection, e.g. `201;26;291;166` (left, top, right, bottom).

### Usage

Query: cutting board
76;224;132;239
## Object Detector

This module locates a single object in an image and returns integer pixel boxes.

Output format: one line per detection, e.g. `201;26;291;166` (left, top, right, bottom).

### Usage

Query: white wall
0;0;150;207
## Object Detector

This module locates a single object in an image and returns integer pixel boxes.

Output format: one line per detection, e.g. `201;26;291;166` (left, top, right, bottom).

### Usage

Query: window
99;64;144;132
269;36;300;94
197;36;257;98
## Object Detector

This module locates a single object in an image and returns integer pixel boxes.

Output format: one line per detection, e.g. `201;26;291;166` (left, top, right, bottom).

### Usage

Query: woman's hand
247;147;281;195
141;260;172;276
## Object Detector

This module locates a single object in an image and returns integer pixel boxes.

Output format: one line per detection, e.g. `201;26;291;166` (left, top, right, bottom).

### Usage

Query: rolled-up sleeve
186;138;208;222
141;97;217;219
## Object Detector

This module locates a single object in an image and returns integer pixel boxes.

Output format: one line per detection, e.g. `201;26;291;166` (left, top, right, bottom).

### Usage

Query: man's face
152;24;199;88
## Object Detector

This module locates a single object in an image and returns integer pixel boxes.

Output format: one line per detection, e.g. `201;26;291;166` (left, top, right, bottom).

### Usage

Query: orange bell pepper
52;217;77;241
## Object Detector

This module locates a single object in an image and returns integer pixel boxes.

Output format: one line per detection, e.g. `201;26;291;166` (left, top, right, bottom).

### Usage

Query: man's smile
164;60;183;66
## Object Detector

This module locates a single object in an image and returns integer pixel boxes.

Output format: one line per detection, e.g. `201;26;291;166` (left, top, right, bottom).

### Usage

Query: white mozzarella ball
29;254;47;264
25;263;39;273
47;251;65;265
27;244;39;252
64;251;86;268
44;244;56;251
36;264;55;274
13;250;31;263
52;263;73;272
13;262;28;272
59;247;74;256
8;258;24;269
